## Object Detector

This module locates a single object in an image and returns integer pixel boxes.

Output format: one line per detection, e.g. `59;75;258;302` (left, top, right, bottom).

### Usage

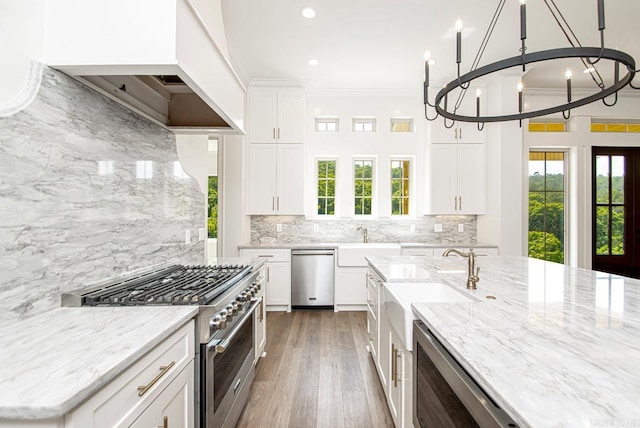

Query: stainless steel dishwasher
291;249;335;309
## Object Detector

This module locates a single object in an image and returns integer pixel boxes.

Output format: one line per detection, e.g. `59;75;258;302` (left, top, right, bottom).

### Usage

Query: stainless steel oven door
413;320;519;428
202;298;259;428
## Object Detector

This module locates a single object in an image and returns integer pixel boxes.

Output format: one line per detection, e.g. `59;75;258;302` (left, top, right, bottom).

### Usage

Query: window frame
390;117;414;133
390;156;414;217
352;118;377;133
315;158;339;218
315;117;340;132
527;150;569;264
352;156;376;218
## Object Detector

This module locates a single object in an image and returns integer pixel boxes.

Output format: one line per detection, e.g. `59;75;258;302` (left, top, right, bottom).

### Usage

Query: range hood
44;0;246;135
78;74;232;132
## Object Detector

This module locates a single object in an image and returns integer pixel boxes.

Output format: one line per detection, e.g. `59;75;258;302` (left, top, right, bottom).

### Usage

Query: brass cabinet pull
273;128;276;139
164;416;168;428
257;255;274;258
391;344;397;386
459;196;462;211
277;196;280;210
266;266;270;283
272;196;275;211
277;128;280;139
138;361;175;397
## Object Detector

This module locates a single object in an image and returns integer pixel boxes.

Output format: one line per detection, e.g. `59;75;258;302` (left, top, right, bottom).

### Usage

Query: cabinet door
254;297;266;362
265;262;291;307
430;143;457;214
276;144;304;214
276;91;305;143
457;122;485;144
131;361;194;428
247;144;277;214
457;143;486;214
389;329;411;428
248;90;278;144
335;267;367;305
378;310;390;392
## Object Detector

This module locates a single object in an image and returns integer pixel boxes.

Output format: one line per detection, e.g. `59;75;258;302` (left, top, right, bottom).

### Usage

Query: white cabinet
429;121;484;145
335;267;367;309
65;321;195;428
254;265;267;362
248;87;305;144
388;327;413;428
247;143;304;215
366;277;378;361
240;249;291;311
430;142;486;214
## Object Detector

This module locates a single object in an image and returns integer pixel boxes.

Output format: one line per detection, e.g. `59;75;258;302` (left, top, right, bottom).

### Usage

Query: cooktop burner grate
81;264;251;306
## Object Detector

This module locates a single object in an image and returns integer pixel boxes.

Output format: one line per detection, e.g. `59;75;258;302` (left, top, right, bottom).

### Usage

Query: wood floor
236;310;394;428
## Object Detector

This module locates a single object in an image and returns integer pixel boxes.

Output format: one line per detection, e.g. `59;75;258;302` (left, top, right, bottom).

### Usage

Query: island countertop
0;306;198;420
367;255;640;427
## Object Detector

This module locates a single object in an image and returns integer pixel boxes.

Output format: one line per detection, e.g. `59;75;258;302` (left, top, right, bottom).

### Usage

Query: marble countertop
367;255;640;427
238;241;498;249
0;306;198;420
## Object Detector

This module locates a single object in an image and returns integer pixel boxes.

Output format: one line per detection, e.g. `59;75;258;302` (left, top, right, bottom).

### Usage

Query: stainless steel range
62;263;264;428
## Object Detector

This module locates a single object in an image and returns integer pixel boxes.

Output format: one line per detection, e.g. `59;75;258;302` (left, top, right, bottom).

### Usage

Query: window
528;121;566;132
591;121;640;133
352;118;376;132
97;160;113;176
208;176;218;238
390;118;414;133
173;161;189;179
391;160;410;215
528;151;566;263
317;160;337;215
594;154;625;255
354;159;374;215
315;118;339;132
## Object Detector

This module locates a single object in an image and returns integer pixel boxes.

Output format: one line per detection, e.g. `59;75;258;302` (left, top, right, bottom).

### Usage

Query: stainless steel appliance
62;264;264;428
413;320;519;428
291;248;335;309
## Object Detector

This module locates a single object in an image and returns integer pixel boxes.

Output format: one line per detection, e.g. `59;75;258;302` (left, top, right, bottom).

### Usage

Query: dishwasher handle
292;249;335;256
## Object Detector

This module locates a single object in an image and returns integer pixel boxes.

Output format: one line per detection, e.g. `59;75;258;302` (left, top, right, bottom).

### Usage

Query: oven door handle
208;298;260;355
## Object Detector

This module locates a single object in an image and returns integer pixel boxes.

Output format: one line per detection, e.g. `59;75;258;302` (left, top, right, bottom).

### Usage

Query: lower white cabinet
240;249;291;311
387;327;413;428
65;321;195;428
335;266;367;309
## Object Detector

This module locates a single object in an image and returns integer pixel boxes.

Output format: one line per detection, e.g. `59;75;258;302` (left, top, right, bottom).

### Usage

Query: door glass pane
595;155;610;203
611;206;625;255
528;155;545;191
611;156;625;204
545;153;564;191
596;206;610;255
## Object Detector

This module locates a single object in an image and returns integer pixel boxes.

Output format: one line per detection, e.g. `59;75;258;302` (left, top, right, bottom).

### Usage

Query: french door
592;147;640;279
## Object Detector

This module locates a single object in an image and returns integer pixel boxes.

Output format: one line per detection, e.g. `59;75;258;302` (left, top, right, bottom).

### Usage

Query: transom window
391;160;410;215
317;160;337;216
315;118;339;132
352;118;376;132
354;159;373;215
390;118;414;133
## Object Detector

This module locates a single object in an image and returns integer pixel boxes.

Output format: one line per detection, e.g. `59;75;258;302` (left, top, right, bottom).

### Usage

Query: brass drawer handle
138;361;175;397
164;416;169;428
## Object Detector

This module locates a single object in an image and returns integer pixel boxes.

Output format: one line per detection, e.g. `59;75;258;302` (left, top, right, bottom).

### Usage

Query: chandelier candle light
423;0;639;129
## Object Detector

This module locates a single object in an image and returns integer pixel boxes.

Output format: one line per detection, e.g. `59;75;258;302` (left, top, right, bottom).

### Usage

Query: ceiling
221;0;640;93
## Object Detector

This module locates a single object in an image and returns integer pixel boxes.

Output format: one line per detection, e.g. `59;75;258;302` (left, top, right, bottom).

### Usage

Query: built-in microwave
413;320;519;428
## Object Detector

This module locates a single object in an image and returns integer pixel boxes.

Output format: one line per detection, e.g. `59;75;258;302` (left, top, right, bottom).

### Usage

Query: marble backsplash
250;215;477;245
0;67;204;323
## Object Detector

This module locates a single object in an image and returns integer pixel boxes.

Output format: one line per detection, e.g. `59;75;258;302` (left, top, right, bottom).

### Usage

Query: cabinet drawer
240;248;291;263
66;321;195;428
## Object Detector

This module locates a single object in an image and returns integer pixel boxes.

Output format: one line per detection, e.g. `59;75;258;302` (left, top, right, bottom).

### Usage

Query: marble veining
0;68;204;323
250;215;477;244
0;306;197;419
368;255;640;427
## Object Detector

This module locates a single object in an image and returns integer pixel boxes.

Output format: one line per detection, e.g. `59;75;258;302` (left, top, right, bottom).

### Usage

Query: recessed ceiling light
583;67;595;73
307;58;319;66
301;7;316;19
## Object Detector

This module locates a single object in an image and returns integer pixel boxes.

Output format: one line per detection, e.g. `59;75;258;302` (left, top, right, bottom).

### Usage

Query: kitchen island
367;255;640;427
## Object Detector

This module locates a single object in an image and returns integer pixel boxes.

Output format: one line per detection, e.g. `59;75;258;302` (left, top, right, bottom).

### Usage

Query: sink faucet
442;248;480;290
356;226;369;243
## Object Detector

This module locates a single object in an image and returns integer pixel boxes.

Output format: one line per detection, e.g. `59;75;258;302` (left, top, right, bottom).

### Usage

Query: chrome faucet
442;248;480;289
356;226;369;243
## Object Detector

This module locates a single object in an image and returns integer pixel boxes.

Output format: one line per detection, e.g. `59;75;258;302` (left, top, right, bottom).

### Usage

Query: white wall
305;92;427;219
221;135;250;256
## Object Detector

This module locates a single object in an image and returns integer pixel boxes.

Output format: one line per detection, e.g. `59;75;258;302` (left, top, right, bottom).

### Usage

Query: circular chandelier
423;0;639;130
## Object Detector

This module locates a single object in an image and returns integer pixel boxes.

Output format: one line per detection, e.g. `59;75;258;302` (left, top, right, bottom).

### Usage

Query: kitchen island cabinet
240;249;291;311
367;255;640;427
0;307;197;428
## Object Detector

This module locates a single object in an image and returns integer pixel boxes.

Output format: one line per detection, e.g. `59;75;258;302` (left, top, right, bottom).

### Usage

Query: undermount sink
337;243;401;267
383;282;475;351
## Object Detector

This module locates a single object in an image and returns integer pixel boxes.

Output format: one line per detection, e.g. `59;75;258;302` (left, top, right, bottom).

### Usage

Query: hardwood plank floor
237;310;394;428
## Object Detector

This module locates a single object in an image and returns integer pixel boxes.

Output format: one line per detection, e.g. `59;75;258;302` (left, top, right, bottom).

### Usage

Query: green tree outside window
354;160;373;215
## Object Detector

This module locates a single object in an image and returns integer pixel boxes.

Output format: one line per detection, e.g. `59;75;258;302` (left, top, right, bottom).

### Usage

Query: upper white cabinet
248;87;305;144
246;85;305;215
430;142;486;214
